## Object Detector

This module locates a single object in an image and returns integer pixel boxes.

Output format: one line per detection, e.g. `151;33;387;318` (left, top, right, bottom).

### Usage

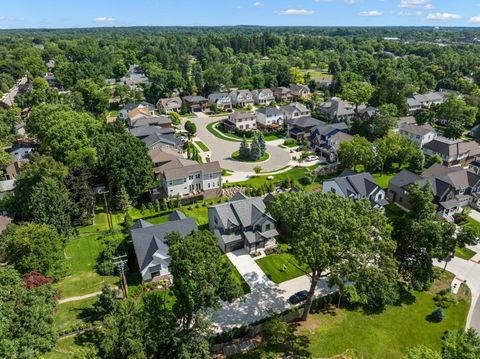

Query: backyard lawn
238;271;470;359
57;234;119;298
54;296;99;330
466;215;480;233
455;246;477;260
256;246;309;283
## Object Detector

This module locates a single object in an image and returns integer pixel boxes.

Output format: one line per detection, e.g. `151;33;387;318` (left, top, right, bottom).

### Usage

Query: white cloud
399;0;429;7
95;17;114;23
344;0;360;4
277;9;315;16
399;10;422;16
470;16;480;23
426;12;462;20
359;10;383;16
253;2;263;8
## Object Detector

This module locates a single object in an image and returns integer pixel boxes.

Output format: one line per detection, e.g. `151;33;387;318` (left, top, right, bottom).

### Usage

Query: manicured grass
223;255;251;295
206;121;242;142
256;249;309;283
45;336;84;359
54;297;99;330
77;209;125;236
226;166;311;188
139;204;211;228
455;246;477;260
264;134;281;141
195;140;209;152
56;234;119;298
301;68;332;81
372;172;398;190
231;150;270;163
466;216;480;234
300;272;470;359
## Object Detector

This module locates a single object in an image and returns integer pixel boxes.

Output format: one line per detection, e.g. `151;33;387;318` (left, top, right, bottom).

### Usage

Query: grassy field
195;140;209;152
466;216;480;233
54;296;99;330
256;251;309;283
238;271;470;359
57;234;119;298
232;150;270;163
301;68;332;81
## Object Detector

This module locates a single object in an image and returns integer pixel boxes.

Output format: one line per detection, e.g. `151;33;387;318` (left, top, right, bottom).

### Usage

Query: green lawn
256;247;309;283
232;150;270;163
206;121;281;143
56;234;119;298
225;166;314;188
301;68;332;81
238;272;470;359
466;216;480;234
455;246;477;260
54;296;99;330
195;140;209;152
45;336;85;359
223;255;251;295
77;210;125;236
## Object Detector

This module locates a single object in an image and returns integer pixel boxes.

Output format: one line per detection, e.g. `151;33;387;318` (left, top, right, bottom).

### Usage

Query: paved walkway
213;249;333;332
58;291;102;304
434;257;480;332
191;115;292;173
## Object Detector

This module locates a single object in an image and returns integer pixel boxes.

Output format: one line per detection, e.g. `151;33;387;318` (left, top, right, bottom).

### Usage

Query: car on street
288;290;309;305
305;155;319;162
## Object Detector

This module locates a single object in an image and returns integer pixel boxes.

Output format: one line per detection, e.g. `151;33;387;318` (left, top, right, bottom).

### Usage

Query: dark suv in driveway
288;290;309;305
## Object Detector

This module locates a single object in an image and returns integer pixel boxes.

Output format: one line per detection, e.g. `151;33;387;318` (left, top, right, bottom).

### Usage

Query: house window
189;175;193;180
214;217;218;225
265;223;271;231
195;174;201;179
150;270;161;278
208;183;211;188
168;181;173;186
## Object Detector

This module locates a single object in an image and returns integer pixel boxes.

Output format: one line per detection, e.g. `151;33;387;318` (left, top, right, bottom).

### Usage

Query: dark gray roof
290;116;325;129
389;169;425;189
208;93;232;103
311;122;348;138
131;217;197;272
183;95;208;102
400;124;436;136
168;210;187;221
330;171;382;198
256;107;284;117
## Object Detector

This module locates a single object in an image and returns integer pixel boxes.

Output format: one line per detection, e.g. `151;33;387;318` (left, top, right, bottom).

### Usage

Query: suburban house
323;170;388;210
223;112;257;132
229;90;254;108
357;106;377;120
255;107;285;130
208;193;278;253
271;87;293;102
156;97;182;114
0;76;28;109
119;102;156;120
289;84;311;101
317;97;357;123
388;164;480;219
127;108;172;128
407;92;445;114
281;102;311;122
252;89;275;105
158;161;222;200
287;117;325;140
131;212;197;282
183;96;210;113
148;149;194;179
208;93;233;112
119;64;149;89
5;141;36;180
422;137;480;167
387;169;426;210
129;126;179;150
399;123;437;148
309;122;350;162
394;116;417;132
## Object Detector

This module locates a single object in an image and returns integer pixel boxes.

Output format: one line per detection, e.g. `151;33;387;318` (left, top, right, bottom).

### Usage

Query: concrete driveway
434;257;480;332
213;249;334;331
190;115;292;173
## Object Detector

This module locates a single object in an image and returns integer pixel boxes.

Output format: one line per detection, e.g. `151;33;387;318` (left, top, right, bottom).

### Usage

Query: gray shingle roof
256;107;284;117
389;169;425;189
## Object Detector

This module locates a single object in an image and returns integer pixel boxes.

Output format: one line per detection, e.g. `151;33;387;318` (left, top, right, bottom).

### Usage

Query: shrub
431;307;445;322
434;288;457;308
284;139;296;147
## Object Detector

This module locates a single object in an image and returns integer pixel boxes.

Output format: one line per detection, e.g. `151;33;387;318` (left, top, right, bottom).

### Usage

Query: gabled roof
400;124;436;136
211;195;275;229
280;102;310;115
157;97;181;108
423;137;479;157
311;122;348;138
329;171;382;199
389;169;425;189
168;210;187;221
318;97;356;118
256;107;284;117
290;116;325;129
163;161;221;181
183;95;208;102
131;216;197;272
208;92;232;103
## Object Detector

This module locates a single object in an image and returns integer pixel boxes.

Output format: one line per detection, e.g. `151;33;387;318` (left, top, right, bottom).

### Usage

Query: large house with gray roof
255;107;285;130
209;193;278;253
183;96;210;113
407;91;445;114
387;163;480;219
323;170;388;210
156;97;182;114
422;137;480;167
129;126;179;150
287;117;325;140
229;89;254;108
280;102;311;122
208;93;233;111
131;211;197;282
252;89;274;105
317;97;358;123
399;123;437;148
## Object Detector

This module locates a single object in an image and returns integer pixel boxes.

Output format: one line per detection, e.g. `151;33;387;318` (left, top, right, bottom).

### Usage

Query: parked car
306;155;319;162
288;290;309;305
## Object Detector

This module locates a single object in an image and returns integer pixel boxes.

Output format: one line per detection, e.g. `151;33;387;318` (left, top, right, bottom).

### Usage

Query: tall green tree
65;165;95;226
442;328;480;359
341;81;375;111
437;96;477;139
268;192;398;320
239;135;250;160
338;135;373;171
0;223;65;279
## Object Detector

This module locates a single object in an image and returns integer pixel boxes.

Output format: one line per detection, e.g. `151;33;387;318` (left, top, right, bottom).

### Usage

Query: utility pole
103;191;113;231
113;254;129;299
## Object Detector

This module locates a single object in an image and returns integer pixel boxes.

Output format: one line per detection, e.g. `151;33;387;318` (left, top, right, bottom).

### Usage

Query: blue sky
1;0;480;28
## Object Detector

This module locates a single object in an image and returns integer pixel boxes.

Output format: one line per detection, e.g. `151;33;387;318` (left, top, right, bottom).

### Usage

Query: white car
306;155;319;162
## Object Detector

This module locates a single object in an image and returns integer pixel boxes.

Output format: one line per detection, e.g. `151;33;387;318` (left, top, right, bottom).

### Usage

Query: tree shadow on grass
74;328;104;348
393;286;417;306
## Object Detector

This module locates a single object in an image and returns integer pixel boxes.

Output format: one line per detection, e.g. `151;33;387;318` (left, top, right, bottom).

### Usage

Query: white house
252;89;275;106
208;93;233;111
255;107;285;130
229;89;254;107
399;124;437;148
223;112;257;131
